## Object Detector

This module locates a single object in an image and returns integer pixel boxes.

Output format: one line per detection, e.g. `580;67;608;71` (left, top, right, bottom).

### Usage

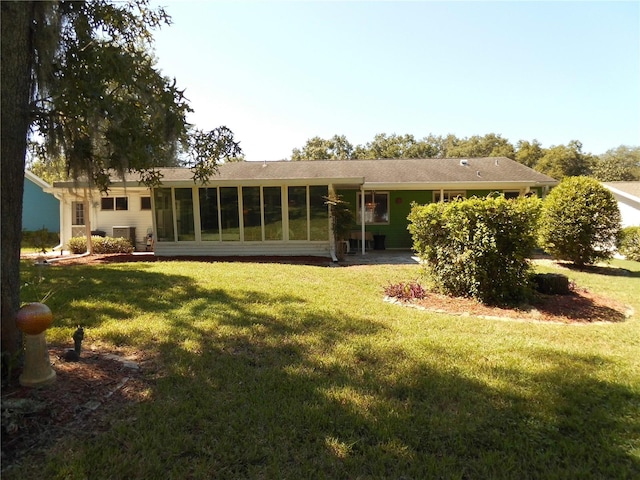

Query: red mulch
392;286;633;324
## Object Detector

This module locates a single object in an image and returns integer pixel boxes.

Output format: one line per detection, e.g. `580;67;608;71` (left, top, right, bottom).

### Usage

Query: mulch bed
1;347;152;473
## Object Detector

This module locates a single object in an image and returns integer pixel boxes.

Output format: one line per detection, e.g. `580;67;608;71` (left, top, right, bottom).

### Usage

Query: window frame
100;196;129;211
356;191;390;225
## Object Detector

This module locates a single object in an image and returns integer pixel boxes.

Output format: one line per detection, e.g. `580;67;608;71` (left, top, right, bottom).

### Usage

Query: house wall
337;187;540;250
23;176;60;232
58;187;153;251
615;196;640;227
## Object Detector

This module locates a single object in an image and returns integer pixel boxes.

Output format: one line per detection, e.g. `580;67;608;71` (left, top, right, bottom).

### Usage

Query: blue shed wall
23;177;60;232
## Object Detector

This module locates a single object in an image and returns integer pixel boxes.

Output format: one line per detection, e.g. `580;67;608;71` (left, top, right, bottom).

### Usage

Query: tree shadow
16;262;639;479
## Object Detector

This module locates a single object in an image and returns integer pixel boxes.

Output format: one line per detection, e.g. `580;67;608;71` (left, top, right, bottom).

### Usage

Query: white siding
57;187;153;251
154;241;331;258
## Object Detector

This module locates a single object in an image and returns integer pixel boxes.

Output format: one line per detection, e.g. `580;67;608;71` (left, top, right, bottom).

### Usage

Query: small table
350;231;374;251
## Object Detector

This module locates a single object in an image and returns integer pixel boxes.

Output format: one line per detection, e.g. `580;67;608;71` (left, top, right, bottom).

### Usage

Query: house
602;181;640;228
46;178;154;251
48;157;557;258
23;171;60;233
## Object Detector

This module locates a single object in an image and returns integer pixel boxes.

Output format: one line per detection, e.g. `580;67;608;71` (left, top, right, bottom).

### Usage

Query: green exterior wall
337;187;543;250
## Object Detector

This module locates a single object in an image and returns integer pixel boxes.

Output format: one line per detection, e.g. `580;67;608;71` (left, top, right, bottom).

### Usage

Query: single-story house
23;170;60;233
48;157;557;258
602;181;640;228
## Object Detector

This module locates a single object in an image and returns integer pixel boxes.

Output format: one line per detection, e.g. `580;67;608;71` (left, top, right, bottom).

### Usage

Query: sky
149;0;640;161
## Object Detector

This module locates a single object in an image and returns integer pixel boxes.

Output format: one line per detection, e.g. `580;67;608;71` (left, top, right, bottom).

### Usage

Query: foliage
21;228;60;252
618;226;640;262
539;176;621;267
535;140;593;180
383;281;426;301
325;193;354;260
408;194;542;305
2;0;241;355
592;145;640;181
291;135;355;160
67;235;133;254
515;139;544;168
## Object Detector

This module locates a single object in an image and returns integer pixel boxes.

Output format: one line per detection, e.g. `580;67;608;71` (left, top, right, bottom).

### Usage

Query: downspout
360;184;366;255
328;184;337;262
51;191;64;253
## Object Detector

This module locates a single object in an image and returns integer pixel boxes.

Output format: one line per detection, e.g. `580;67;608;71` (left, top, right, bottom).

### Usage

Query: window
175;188;195;241
199;188;219;241
141;196;151;210
263;187;283;241
309;186;328;240
288;186;308;240
220;187;240;241
434;191;466;203
242;186;262;241
72;202;84;226
356;191;389;224
153;188;174;242
101;196;128;210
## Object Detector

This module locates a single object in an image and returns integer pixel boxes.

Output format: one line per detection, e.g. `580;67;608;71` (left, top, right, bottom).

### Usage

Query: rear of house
148;158;557;259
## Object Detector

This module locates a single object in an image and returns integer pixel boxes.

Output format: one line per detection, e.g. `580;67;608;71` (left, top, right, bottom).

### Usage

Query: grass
9;258;640;479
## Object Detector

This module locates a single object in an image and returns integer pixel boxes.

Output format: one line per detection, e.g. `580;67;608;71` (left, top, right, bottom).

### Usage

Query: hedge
67;235;134;254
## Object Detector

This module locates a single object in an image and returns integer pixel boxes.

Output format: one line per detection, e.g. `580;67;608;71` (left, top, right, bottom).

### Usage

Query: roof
603;181;640;202
52;157;558;189
25;170;52;189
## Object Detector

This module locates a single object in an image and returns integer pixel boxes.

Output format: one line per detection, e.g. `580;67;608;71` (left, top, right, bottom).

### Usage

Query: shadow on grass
18;262;640;479
562;261;640;278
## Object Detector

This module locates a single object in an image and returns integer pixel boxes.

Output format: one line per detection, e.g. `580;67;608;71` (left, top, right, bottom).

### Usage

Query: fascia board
604;185;640;205
363;180;558;190
154;177;364;188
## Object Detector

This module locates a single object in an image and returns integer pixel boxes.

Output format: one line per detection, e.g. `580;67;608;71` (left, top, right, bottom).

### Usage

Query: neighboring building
23;171;60;233
603;181;640;228
49;157;558;258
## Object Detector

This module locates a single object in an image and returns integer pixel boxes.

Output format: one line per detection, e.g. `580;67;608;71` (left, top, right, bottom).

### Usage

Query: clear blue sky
150;0;640;161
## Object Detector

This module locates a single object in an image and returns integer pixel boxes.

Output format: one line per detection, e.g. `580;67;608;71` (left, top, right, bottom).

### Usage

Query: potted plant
325;194;354;261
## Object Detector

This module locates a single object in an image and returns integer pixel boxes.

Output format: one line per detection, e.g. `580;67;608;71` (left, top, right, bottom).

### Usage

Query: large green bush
67;235;134;254
408;194;541;305
538;176;621;267
618;226;640;262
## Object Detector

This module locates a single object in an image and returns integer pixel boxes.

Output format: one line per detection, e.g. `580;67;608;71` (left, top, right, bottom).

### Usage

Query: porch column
360;185;366;255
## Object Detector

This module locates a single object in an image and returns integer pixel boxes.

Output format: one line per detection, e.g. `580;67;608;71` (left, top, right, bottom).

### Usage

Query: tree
1;1;240;358
535;140;593;180
515;139;545;168
359;133;437;159
291;135;354;160
446;133;515;158
591;145;640;181
538;176;621;267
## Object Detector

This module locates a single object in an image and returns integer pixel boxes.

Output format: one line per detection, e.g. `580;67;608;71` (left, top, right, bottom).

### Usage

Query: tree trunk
1;2;35;356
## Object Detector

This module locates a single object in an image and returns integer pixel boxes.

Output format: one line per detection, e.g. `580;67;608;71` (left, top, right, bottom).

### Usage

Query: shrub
538;176;621;267
67;235;134;254
384;281;426;301
618;226;640;261
408;194;541;305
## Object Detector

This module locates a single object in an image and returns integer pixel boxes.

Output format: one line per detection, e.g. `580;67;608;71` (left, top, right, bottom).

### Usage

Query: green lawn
9;258;640;479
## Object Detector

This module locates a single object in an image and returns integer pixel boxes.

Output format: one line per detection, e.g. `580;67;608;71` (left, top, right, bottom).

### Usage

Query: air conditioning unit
112;226;136;250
